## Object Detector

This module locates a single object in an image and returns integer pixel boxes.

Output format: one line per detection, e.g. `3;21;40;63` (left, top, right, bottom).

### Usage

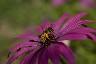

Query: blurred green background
0;0;96;64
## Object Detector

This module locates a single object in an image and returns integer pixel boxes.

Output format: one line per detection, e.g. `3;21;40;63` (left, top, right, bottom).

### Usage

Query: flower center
39;27;56;47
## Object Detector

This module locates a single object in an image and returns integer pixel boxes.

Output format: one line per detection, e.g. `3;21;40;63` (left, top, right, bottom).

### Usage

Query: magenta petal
70;27;96;35
58;33;87;41
36;21;51;34
53;13;70;31
30;48;46;64
16;32;39;40
38;49;48;64
56;43;75;64
10;41;38;53
86;33;96;41
71;27;96;34
70;27;96;41
20;47;41;64
7;47;35;64
20;52;33;64
60;13;86;34
47;44;60;64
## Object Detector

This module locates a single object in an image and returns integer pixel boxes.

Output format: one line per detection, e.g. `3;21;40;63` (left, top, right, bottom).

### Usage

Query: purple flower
7;13;96;64
51;0;67;6
79;0;96;8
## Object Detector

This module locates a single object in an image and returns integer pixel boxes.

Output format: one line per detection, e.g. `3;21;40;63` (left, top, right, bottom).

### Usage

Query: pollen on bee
39;27;56;47
40;32;50;43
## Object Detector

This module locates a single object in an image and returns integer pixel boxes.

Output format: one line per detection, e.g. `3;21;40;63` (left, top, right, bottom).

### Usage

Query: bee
39;27;55;43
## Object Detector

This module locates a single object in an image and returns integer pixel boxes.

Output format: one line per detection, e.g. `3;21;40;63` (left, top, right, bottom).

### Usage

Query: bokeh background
0;0;96;64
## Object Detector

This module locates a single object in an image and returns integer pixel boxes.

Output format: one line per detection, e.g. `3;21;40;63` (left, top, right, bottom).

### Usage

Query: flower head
79;0;96;8
51;0;67;6
7;13;96;64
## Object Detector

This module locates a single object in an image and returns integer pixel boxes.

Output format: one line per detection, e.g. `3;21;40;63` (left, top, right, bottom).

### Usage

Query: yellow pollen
40;33;50;42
